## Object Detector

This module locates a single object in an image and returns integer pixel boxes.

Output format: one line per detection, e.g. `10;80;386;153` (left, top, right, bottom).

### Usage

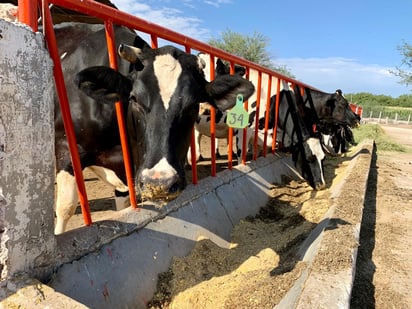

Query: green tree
208;29;295;78
390;41;412;88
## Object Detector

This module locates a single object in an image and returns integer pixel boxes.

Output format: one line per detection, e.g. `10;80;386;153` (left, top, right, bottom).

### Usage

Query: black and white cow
319;123;356;155
191;63;361;189
265;83;327;189
54;23;255;234
188;55;246;163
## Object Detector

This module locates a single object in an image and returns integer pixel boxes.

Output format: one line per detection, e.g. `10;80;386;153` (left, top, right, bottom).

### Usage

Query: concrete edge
275;139;374;309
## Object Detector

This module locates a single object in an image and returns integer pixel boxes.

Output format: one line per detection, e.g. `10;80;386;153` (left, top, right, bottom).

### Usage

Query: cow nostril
169;182;180;194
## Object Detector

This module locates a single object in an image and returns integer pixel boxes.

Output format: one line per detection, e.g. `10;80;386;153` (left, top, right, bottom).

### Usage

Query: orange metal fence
17;0;317;229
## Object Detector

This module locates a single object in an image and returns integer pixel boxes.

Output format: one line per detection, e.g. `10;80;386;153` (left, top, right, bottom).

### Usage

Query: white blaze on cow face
153;54;182;110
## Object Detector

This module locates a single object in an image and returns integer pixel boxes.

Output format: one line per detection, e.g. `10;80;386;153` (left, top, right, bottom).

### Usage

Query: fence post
0;21;55;282
17;0;38;31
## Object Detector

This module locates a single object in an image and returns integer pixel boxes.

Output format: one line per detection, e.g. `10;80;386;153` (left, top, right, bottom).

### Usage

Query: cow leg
55;170;79;234
87;165;129;210
215;137;222;159
187;129;202;164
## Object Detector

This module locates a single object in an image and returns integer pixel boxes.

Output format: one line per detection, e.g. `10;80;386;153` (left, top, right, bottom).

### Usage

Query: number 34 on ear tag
226;94;248;129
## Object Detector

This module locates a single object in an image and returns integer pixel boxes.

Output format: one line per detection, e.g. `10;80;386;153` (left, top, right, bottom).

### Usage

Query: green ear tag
226;94;248;129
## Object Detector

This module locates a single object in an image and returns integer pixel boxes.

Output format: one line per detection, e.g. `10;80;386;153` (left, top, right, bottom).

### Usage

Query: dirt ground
351;124;412;309
71;124;412;308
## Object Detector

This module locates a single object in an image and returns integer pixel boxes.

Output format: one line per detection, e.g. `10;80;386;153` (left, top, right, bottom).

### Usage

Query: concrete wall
0;20;55;282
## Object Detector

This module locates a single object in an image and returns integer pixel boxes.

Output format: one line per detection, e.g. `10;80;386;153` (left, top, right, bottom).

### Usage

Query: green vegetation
208;29;295;78
352;124;408;152
390;40;412;87
346;92;412;121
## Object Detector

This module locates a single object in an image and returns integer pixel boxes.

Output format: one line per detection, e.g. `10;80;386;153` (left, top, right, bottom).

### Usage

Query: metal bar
48;0;318;91
104;20;138;209
151;34;158;48
262;76;273;157
271;78;281;153
227;127;234;169
253;71;262;161
209;54;216;176
227;62;235;168
185;45;198;185
18;0;38;31
42;0;92;226
240;67;250;165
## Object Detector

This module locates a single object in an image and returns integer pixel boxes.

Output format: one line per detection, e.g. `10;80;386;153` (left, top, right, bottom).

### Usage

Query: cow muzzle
138;158;183;202
314;182;326;191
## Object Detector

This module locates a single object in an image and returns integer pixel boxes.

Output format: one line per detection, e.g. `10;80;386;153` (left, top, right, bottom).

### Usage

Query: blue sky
112;0;411;97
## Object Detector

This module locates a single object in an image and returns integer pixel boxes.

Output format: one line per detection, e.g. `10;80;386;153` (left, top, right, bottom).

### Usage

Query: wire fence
361;109;411;125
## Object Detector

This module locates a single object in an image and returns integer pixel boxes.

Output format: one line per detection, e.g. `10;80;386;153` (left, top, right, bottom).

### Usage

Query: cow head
305;89;360;128
75;39;255;202
292;137;326;190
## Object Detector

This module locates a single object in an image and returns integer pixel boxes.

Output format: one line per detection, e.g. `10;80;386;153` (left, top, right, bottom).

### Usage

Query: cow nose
139;158;182;200
315;182;326;191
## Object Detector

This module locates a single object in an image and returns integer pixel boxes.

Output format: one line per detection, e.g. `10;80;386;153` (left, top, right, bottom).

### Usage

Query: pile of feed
148;155;348;309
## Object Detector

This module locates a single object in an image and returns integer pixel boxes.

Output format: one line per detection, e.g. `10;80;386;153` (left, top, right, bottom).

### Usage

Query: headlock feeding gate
17;0;318;229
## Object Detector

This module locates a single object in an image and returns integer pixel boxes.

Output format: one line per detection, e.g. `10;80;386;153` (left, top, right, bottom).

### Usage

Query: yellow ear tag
226;94;248;129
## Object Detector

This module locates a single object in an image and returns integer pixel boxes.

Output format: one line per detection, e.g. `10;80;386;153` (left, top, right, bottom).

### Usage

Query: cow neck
303;88;320;125
281;90;309;147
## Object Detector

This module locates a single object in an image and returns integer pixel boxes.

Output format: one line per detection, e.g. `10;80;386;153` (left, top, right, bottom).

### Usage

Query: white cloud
112;0;210;41
203;0;232;8
277;57;410;97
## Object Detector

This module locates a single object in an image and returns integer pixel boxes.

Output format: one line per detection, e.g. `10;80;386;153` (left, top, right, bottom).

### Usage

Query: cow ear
206;75;255;111
215;59;227;75
75;66;132;104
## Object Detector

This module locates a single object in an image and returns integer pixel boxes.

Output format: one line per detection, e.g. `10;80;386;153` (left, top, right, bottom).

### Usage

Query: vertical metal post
240;68;250;165
262;76;272;157
272;78;281;153
186;45;198;185
227;62;235;169
252;71;262;161
104;20;138;209
209;54;217;176
42;0;92;226
18;0;38;31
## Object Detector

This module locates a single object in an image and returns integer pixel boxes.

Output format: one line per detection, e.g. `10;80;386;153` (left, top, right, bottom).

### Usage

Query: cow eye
129;95;150;112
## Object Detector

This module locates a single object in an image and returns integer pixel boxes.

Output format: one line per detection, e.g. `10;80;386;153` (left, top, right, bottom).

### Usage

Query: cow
250;82;327;190
191;63;361;189
319;123;356;155
188;55;246;163
54;22;255;234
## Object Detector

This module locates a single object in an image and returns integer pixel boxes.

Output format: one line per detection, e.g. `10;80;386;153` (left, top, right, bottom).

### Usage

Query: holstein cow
192;65;361;189
54;23;255;234
319;123;357;155
248;82;327;190
188;55;246;162
298;88;360;155
300;88;360;129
